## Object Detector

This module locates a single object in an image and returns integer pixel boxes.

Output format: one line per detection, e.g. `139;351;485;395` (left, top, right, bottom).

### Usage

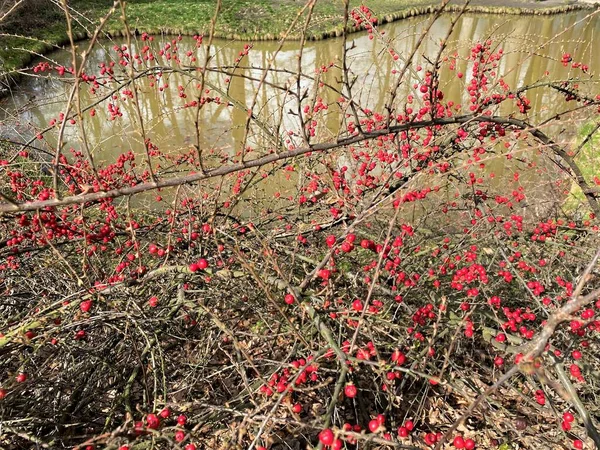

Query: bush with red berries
1;3;599;450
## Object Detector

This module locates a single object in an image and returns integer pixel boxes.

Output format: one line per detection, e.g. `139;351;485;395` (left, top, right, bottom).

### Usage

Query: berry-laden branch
435;247;600;450
2;113;598;215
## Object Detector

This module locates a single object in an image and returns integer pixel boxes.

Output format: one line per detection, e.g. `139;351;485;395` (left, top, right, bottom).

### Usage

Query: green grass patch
0;0;594;74
563;121;600;215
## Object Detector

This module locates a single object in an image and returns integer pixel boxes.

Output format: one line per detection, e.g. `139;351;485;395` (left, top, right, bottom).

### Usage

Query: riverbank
0;0;598;78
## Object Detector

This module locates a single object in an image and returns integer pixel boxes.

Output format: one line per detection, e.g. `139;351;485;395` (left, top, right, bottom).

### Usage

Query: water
0;11;598;214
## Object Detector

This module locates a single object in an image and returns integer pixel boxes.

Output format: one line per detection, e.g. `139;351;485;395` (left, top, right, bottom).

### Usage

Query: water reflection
0;11;598;213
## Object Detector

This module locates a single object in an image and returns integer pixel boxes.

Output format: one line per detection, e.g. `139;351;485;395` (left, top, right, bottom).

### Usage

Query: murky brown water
1;11;598;214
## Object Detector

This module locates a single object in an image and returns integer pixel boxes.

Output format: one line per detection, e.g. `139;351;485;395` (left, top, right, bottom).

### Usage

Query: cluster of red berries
188;258;208;272
397;419;414;437
424;431;443;445
534;389;546;405
350;5;377;37
259;357;318;396
561;411;575;431
569;364;584;382
115;410;196;449
464;318;474;338
453;435;477;449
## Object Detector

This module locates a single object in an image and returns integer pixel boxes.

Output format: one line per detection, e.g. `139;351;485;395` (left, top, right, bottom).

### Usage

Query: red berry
80;299;93;312
405;420;414;431
146;413;160;429
573;439;583;449
318;269;331;280
341;242;353;252
344;383;357;398
74;330;86;340
174;430;186;442
368;419;380;433
398;426;408;437
134;421;144;435
319;429;334;446
453;436;465;448
197;259;208;269
177;414;187;426
0;388;7;400
563;412;575;422
16;373;27;383
570;364;582;377
292;403;302;414
464;438;476;450
185;444;197;450
148;296;159;307
391;349;406;365
284;294;295;305
352;299;363;312
425;433;438;445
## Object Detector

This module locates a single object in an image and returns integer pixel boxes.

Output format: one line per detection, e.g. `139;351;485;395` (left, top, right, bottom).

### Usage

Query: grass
0;0;595;74
58;0;435;38
564;121;600;215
